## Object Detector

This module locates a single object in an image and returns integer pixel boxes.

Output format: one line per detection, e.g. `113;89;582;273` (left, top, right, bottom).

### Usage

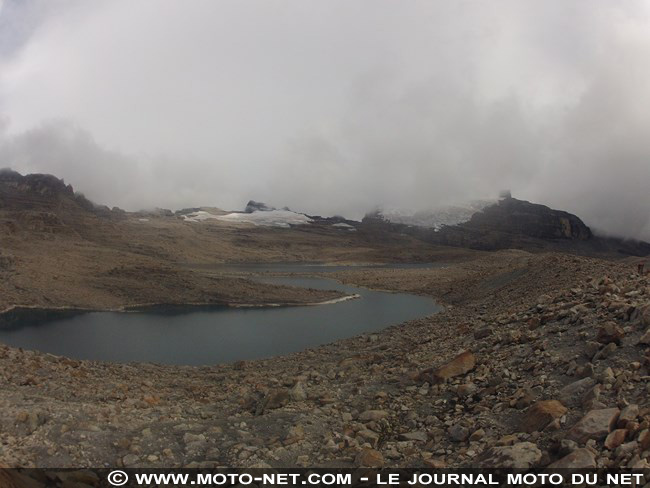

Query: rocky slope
2;251;649;469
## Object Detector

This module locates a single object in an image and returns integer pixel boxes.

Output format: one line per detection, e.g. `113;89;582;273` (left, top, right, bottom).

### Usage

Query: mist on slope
0;0;649;240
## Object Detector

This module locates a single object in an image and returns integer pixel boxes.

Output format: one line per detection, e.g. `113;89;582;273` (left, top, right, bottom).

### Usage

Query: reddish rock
527;317;541;330
604;429;627;449
355;448;384;467
423;458;446;468
596;322;624;345
433;351;476;382
521;400;568;433
567;408;620;443
638;429;650;450
618;404;639;427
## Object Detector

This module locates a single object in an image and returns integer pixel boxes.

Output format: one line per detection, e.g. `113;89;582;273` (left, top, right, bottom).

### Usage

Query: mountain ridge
2;169;648;257
363;196;649;257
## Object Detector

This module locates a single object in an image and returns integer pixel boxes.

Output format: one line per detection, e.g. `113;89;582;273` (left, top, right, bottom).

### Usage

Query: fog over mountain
0;0;649;240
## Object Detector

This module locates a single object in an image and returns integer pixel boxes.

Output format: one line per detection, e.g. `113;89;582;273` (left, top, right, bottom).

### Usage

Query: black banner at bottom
1;468;649;488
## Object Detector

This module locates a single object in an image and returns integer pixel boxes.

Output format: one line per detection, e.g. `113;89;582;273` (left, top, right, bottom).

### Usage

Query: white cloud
0;1;649;238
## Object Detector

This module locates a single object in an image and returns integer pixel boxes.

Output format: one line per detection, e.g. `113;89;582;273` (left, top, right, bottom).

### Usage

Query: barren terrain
2;249;650;470
1;211;474;319
2;172;650;472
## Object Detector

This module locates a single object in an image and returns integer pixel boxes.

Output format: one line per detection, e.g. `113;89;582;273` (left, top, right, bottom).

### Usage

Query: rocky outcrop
0;168;118;219
245;200;276;213
362;196;650;257
461;196;592;240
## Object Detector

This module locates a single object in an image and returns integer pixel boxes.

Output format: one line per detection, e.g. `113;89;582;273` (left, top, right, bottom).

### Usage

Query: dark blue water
209;262;443;274
0;274;440;365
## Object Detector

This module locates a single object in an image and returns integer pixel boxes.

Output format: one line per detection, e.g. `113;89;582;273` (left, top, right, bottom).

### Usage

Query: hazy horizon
1;1;650;239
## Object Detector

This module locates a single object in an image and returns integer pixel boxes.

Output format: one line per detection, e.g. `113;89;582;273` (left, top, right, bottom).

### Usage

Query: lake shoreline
0;272;439;365
0;293;362;328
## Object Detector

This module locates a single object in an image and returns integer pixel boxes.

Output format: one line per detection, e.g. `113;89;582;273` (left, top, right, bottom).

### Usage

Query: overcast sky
1;0;649;239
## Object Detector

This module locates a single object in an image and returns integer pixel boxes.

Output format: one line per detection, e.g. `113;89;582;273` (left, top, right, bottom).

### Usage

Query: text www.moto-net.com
108;471;354;486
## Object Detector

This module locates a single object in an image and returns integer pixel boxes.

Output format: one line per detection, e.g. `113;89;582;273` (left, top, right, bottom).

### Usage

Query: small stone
122;454;140;467
513;389;536;409
456;383;477;397
473;327;492;339
447;424;469;442
355;448;384;467
496;434;518;446
285;424;305;444
296;455;310;466
420;351;476;383
477;442;542;468
601;367;615;383
638;429;650;450
289;382;307;401
585;341;601;358
567;408;620;443
637;329;650;345
615;441;638;457
423;457;446;468
618;404;639;427
548;448;596;468
469;428;485;441
594;342;617;360
359;410;389;422
596;322;624;345
582;385;602;410
256;389;290;414
559;377;595;407
638;305;650;327
521;400;567;433
399;431;428;442
604;429;627;450
183;433;206;445
528;317;541;330
559;439;579;455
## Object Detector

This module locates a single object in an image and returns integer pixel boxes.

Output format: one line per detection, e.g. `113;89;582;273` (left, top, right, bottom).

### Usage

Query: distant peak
244;200;275;213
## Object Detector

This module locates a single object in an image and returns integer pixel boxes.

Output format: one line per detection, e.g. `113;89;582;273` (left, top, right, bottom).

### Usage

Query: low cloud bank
0;1;649;240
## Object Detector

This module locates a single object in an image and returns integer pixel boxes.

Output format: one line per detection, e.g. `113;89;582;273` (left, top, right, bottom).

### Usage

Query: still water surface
0;267;440;365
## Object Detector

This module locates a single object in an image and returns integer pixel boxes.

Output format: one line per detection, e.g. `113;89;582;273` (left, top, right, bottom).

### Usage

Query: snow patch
215;209;313;228
183;210;220;222
379;200;496;230
332;222;356;231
